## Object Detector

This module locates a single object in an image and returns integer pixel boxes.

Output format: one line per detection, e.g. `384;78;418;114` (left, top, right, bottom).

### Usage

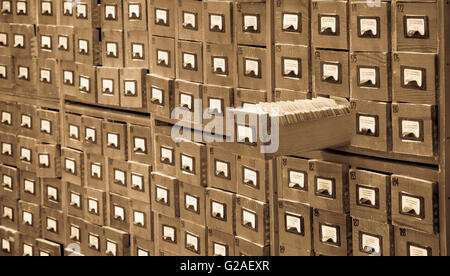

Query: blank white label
157;50;169;65
14;34;24;47
403;68;423;87
134;211;145;226
63;2;72;14
180;93;192;109
183;12;196;28
244;15;258;31
47;186;58;201
237;125;255;143
181;155;194;172
359;68;377;85
213;57;226;74
47;217;57;232
323;64;339;81
107;133;119;148
320;16;336;33
114;206;125;221
156;9;168;24
125;81;136;95
183;53;196;69
41;120;51;134
85;128;96;142
0;34;6;46
0;65;6;78
102;79;114;93
129;4;140;19
151;87;163;103
105;5;116;19
64;71;73;84
70;193;81;207
210;15;223;31
212;202;224;219
41;2;52;14
58;36;68;49
70;226;80;241
91;164;101;179
406;18;425;36
156;187;168;203
21;115;31;128
245;59;259;77
286;213;302;234
242;209;256;229
137;249;149;256
89;235;99;249
362;233;381;254
24;179;34;194
131;174;143;190
2;143;11;155
358;187;376;206
209;98;223;114
317;178;333;196
76;4;86;17
214;243;226;256
243;168;258;187
16;2;26;14
359;116;376;134
114;170;126;185
134;137;146;153
186;233;199;252
132;44;143;58
80;77;90;92
2;239;10;253
161;148;173;162
2;175;12;189
283;14;299;31
106;43;117;57
360;18;378;36
23;244;33;256
185;194;198;212
2;1;10;12
321;225;338;244
21;148;31;162
163;226;175;242
41;36;51;49
401;195;421;216
79;40;88;53
23;211;33;225
409;245;428;256
39;154;49;167
1;112;11;125
18;66;28;79
88;199;99;213
215;161;229;178
402;120;421;139
289;171;305;189
40;251;50;257
3;207;12;220
284;58;299;76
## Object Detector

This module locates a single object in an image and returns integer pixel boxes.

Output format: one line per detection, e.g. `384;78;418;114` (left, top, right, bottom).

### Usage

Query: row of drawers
279;157;439;235
1;0;439;53
277;200;440;256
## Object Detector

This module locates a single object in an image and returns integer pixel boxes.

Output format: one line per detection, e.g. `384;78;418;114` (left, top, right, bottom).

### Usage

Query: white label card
1;112;10;125
213;57;227;74
360;18;378;36
70;226;80;241
21;115;31;128
79;40;88;53
2;175;12;189
214;243;226;256
358;187;376;206
129;4;140;19
242;209;256;229
124;81;136;95
23;244;33;256
41;120;51;134
107;133;119;148
134;137;146;153
41;36;51;49
243;168;257;187
1;143;11;155
323;64;339;81
114;170;126;185
105;5;116;19
181;155;194;172
283;14;299;31
321;225;338;244
289;171;305;189
320;16;337;33
406;18;426;36
317;178;333;197
23;211;32;225
91;163;101;179
183;12;196;28
186;234;199;252
237;125;255;143
151;87;163;103
163;226;175;242
210;15;223;31
58;36;68;50
244;15;258;32
180;93;193;110
21;148;31;163
114;206;125;221
359;116;376;134
3;206;12;220
362;234;381;254
80;76;90;92
161;148;173;163
41;2;52;14
70;193;81;207
157;50;169;65
284;58;299;76
64;71;73;84
2;239;10;253
24;179;34;194
102;79;114;93
138;249;149;256
0;34;7;46
209;98;223;114
401;195;421;216
40;69;51;83
359;68;377;85
106;43;117;57
132;44;143;59
89;235;99;249
185;194;198;212
132;174;143;190
88;199;99;214
47;186;58;201
402;120;421;139
134;211;145;226
409;245;429;256
19;66;28;79
85;127;96;142
156;9;168;24
245;59;259;77
0;65;6;78
63;1;72;15
183;53;196;69
286;213;302;234
76;4;87;18
403;68;423;88
47;217;57;232
156;187;168;203
2;1;10;12
16;1;26;14
212;202;224;219
215;161;229;178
